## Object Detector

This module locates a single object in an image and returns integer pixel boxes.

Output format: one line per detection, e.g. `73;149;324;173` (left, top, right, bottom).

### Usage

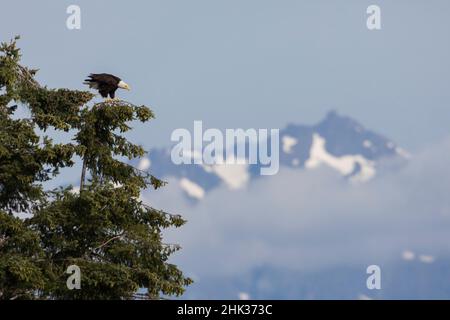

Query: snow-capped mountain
136;111;409;200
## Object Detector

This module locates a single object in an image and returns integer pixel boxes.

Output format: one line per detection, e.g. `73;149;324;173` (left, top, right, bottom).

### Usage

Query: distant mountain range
137;112;446;300
182;255;448;300
135;111;410;200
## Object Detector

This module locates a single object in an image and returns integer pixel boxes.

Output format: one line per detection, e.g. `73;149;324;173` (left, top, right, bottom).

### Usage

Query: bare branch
93;232;126;251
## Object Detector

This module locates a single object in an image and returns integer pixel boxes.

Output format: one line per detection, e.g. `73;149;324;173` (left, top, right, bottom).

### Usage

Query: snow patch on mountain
282;135;298;154
401;250;435;264
419;255;435;264
363;140;373;148
179;178;205;199
305;133;376;182
209;163;249;190
138;111;407;200
238;292;251;300
402;250;416;261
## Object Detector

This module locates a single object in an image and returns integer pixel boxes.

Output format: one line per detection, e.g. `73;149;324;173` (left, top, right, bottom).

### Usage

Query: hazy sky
1;0;450;151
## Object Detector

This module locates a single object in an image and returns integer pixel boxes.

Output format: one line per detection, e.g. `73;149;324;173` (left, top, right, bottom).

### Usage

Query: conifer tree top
0;37;192;300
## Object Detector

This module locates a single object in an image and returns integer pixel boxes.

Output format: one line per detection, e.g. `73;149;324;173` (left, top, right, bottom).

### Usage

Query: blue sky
1;0;450;152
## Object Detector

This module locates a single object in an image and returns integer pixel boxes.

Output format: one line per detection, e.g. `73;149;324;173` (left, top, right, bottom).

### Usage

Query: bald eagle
83;73;130;100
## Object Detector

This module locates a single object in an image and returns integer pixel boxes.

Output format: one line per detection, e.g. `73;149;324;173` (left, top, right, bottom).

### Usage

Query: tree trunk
80;156;87;191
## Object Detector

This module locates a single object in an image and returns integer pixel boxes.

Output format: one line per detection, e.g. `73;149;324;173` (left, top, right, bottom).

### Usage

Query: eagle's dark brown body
84;73;124;99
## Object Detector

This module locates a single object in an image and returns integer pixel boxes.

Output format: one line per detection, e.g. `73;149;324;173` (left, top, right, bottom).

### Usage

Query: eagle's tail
83;78;98;89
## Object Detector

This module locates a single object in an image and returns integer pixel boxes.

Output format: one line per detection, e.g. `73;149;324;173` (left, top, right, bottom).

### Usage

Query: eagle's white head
118;80;131;91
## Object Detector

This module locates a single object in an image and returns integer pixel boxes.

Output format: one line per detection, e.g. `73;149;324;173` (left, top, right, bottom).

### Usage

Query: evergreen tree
0;37;191;299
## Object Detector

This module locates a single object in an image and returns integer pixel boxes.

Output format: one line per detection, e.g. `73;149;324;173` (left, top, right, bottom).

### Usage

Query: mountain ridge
136;111;409;199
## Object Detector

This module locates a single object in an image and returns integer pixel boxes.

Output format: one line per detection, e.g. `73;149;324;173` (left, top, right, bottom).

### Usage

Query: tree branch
93;232;126;251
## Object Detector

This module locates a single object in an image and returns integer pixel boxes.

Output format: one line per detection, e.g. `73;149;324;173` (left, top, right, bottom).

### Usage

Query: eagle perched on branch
84;73;130;100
